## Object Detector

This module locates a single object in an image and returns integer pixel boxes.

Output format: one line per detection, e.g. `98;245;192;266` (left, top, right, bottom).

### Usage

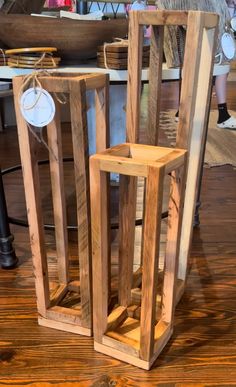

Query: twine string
103;37;128;69
33;52;57;69
19;70;68;161
0;48;6;66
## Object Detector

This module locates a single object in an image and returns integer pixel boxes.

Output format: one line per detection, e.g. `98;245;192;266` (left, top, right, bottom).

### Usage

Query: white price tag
20;87;55;127
231;16;236;32
221;32;236;60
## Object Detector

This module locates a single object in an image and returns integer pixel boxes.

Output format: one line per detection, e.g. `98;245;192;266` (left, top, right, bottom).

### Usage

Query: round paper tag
221;32;236;60
20;87;55;127
231;16;236;32
131;0;146;10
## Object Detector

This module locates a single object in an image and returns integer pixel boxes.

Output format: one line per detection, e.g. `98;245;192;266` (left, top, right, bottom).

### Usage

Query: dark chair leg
0;168;18;269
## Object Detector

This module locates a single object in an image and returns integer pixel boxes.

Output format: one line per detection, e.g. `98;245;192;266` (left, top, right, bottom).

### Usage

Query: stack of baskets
0;48;7;66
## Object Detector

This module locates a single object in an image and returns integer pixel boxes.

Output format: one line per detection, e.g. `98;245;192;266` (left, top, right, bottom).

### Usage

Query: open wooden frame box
13;72;109;336
90;9;219;369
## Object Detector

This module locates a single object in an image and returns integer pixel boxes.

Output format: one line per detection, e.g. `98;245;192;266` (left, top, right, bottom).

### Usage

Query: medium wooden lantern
90;143;187;369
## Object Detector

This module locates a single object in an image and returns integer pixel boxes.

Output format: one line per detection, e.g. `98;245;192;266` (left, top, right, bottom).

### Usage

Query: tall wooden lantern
13;73;109;336
91;9;218;368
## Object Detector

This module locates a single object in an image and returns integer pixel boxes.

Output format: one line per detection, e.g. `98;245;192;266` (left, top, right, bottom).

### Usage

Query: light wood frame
90;143;187;369
13;72;109;336
126;10;219;299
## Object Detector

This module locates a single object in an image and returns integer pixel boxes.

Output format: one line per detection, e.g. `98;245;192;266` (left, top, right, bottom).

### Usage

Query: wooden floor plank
1;80;236;384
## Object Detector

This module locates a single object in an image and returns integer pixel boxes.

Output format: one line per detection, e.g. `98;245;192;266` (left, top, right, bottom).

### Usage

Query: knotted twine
19;69;67;161
103;38;128;69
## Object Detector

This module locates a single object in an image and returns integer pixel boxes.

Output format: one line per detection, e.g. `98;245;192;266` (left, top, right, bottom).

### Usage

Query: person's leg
215;73;236;128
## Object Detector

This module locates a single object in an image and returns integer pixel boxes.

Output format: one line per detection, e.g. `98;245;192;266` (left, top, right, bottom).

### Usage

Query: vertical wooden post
69;79;92;327
147;25;164;146
90;158;109;341
95;74;110;152
47;99;69;285
162;164;186;324
140;165;164;361
118;174;137;307
177;13;218;282
126;10;144;143
13;76;50;316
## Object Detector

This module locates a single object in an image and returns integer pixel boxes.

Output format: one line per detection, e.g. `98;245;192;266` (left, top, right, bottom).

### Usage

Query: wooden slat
129;143;174;159
47;98;69;285
95;73;110;153
131;287;162;306
90;158;109;342
46;305;82;325
118;174;137;306
50;284;68;308
69;79;92;329
132;267;142;288
137;10;188;26
106;306;128;332
140;165;164;361
95;342;152;370
155;150;187;174
99;155;149;177
67;280;80;293
38;317;91;336
97;143;130;157
126;10;144;143
127;304;140;318
39;74;108;93
162;164;187;325
102;334;140;357
12;76;50;316
177;13;218;282
176;11;205;150
153;320;172;356
147;25;164;145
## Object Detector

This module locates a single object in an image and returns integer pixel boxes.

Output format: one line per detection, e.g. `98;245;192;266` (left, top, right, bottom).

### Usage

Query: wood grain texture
2;69;236;384
147;25;164;145
69;79;92;328
118;174;137;307
140;165;164;361
90;158;109;342
47;99;69;285
177;16;218;283
12;76;50;317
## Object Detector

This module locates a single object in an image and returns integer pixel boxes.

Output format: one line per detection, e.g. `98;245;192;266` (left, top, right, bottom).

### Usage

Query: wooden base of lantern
90;143;187;369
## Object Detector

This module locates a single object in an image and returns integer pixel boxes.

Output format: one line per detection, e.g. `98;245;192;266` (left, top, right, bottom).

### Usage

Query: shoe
217;116;236;130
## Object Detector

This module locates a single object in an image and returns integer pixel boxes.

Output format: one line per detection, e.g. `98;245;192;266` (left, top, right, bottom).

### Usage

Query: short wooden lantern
90;143;187;369
13;72;109;336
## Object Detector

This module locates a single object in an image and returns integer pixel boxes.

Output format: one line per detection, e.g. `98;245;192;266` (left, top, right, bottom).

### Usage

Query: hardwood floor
1;79;236;386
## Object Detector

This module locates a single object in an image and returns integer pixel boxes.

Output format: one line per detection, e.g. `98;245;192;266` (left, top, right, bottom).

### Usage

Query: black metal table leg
0;167;18;269
193;78;215;227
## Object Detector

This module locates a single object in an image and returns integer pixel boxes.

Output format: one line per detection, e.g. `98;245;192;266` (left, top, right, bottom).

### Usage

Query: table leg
0;168;18;269
193;79;214;227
